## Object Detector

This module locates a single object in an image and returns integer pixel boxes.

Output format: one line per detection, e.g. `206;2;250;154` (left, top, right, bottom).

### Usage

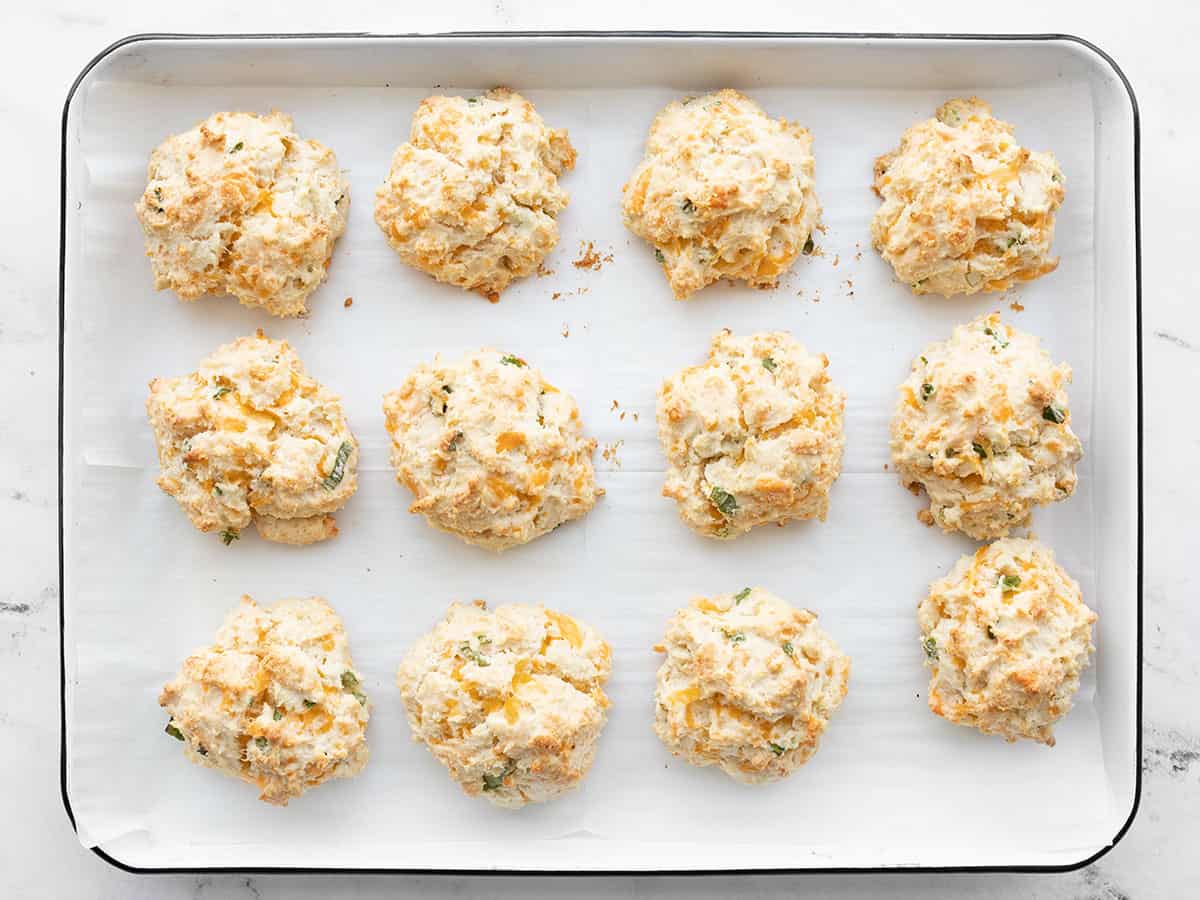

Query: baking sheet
61;35;1137;871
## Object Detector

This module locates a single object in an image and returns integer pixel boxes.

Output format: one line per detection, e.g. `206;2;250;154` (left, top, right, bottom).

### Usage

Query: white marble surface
2;1;1195;897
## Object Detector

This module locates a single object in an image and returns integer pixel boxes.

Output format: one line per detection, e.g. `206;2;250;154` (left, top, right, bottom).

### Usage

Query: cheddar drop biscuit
160;595;370;805
146;334;358;545
872;97;1065;297
657;330;845;539
397;601;612;808
135;111;349;317
382;349;601;551
654;588;850;783
919;538;1096;745
622;89;821;299
374;88;576;301
890;313;1082;540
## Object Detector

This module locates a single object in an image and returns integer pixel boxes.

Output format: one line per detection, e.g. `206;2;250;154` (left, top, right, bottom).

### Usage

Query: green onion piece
499;354;526;367
762;357;777;372
322;441;353;491
769;742;786;757
1042;404;1066;424
782;641;794;656
219;529;239;546
923;636;938;661
802;236;815;255
710;486;738;518
165;723;185;741
733;587;751;604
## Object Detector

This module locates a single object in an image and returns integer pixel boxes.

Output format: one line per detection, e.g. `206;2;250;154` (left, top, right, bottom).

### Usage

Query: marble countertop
3;2;1195;897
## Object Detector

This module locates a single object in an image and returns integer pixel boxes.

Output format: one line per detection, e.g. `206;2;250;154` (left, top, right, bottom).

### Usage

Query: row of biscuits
148;313;1081;548
135;90;1064;315
161;541;1096;809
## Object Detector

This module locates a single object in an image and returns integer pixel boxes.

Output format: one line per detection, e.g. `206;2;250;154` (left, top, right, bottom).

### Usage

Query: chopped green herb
467;96;480;104
212;386;231;400
212;485;222;496
710;486;738;518
762;357;778;373
921;383;935;401
769;742;786;757
922;636;938;661
499;354;526;367
482;761;517;791
476;634;492;645
1051;172;1062;183
458;640;491;667
946;448;958;458
154;187;162;200
197;745;208;756
1042;404;1066;424
219;529;239;546
721;628;746;644
912;278;928;289
1006;235;1026;249
255;737;268;749
983;326;1010;349
781;641;794;656
681;198;695;214
165;722;185;741
322;440;353;491
999;574;1021;591
441;384;453;393
230;141;244;152
802;236;815;255
972;442;988;460
303;700;316;709
342;671;368;705
273;709;283;721
733;587;751;604
654;248;665;264
920;356;929;365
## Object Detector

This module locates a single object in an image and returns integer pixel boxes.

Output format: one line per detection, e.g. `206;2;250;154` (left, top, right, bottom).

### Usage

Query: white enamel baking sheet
60;34;1140;873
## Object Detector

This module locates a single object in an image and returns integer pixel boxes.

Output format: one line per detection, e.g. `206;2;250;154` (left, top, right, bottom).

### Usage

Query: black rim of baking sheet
58;29;1144;878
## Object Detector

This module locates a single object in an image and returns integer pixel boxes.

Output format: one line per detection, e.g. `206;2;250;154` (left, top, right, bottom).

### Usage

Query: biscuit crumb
344;297;353;308
537;263;555;278
1010;299;1025;312
561;322;570;338
601;440;624;468
573;241;606;271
